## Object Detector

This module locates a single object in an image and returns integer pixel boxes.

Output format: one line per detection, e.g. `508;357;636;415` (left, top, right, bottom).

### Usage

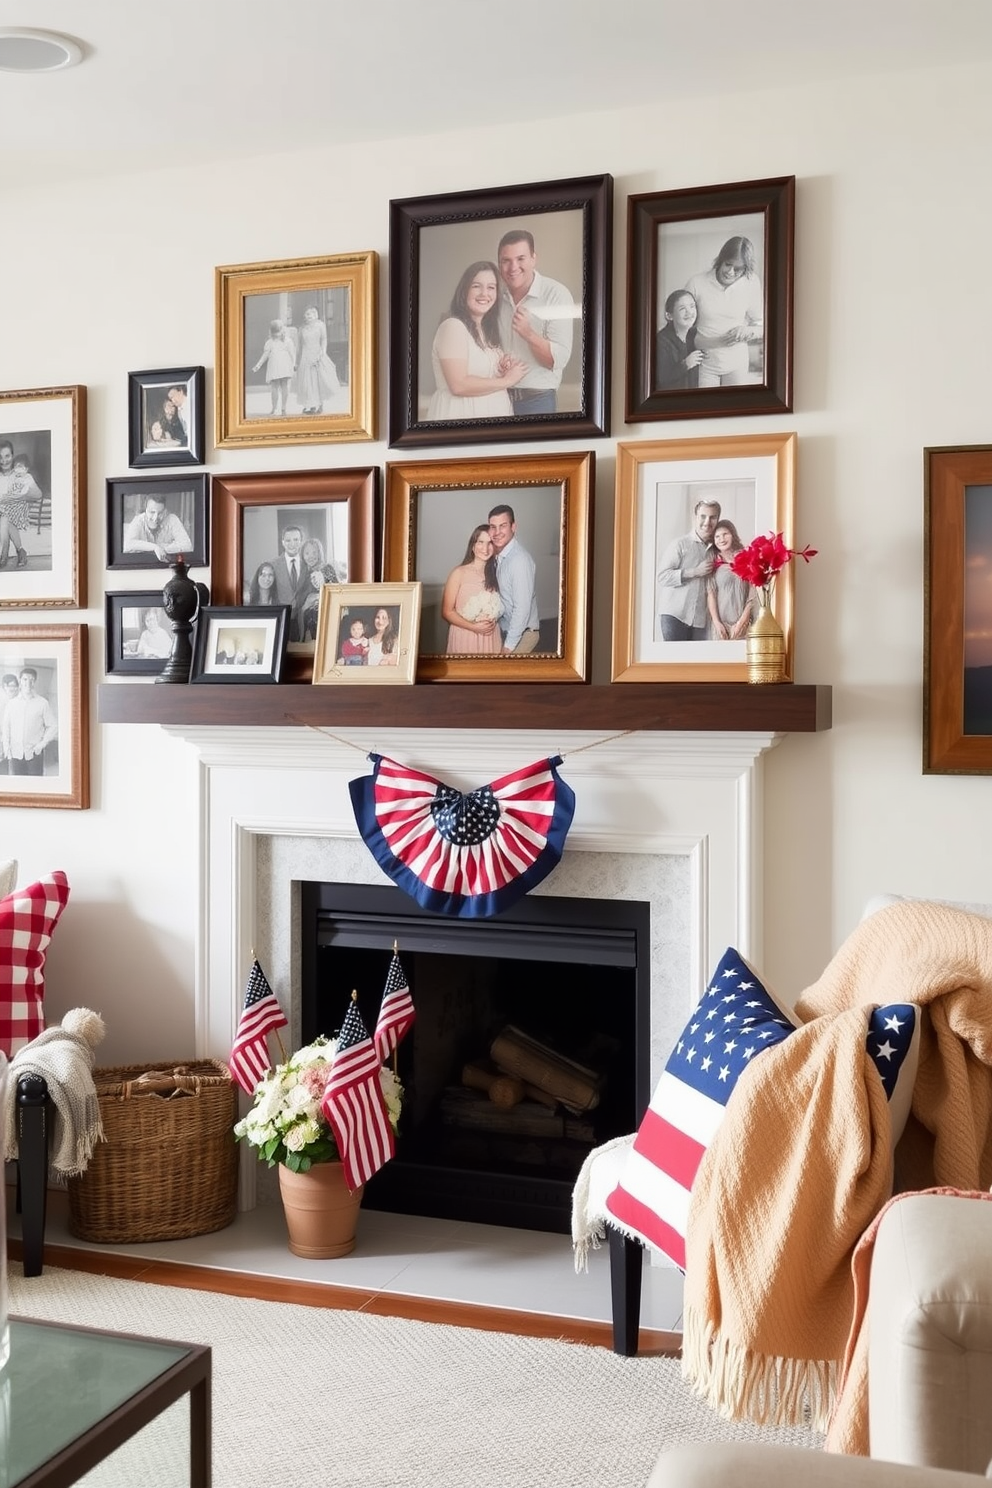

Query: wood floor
7;1234;681;1357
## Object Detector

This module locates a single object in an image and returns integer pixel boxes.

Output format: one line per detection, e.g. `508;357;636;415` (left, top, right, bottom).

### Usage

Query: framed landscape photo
312;582;421;686
190;604;290;684
106;472;209;570
0;385;86;610
924;444;992;774
210;467;377;682
105;591;174;676
0;624;88;809
215;251;376;447
625;176;795;424
127;366;205;467
612;432;796;682
383;451;593;681
388;174;612;449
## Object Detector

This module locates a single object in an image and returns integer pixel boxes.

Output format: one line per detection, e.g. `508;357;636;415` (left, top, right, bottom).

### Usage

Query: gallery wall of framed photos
1;166;815;809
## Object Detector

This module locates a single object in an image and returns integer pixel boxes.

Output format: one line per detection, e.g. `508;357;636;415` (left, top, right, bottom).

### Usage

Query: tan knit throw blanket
681;900;992;1434
5;1023;104;1178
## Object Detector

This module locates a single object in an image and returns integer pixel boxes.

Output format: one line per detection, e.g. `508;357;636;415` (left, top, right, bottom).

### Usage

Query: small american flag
322;996;395;1191
373;951;415;1062
229;959;288;1096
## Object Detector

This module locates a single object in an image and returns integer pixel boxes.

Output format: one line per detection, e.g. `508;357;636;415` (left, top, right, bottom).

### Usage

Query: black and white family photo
654;212;766;393
0;656;59;777
416;212;583;425
241;501;351;647
0;430;52;575
242;290;351;422
653;479;758;644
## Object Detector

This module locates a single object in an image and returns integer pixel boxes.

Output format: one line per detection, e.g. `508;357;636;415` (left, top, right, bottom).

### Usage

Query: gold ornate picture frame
383;451;593;682
215;252;376;447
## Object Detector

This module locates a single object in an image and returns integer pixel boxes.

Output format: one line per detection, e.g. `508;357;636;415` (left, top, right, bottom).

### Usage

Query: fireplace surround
158;722;781;1211
300;879;652;1232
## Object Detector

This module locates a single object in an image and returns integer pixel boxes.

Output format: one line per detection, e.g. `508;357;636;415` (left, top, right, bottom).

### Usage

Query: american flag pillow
0;870;70;1056
605;947;797;1270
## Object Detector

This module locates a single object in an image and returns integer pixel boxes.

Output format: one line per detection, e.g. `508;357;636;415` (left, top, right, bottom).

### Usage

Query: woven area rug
8;1265;823;1488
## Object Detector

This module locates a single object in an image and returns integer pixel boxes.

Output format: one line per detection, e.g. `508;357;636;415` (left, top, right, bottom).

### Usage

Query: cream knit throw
5;1008;106;1178
681;901;992;1434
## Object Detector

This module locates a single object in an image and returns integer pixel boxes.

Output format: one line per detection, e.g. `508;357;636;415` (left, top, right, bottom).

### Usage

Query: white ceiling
3;0;992;184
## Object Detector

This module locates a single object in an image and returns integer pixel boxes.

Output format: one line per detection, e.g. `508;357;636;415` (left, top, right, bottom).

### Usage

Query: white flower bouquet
459;588;502;624
234;1036;403;1173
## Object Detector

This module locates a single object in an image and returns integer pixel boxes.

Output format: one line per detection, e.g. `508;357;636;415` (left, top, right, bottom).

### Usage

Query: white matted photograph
190;604;290;684
612;433;796;682
0;624;88;808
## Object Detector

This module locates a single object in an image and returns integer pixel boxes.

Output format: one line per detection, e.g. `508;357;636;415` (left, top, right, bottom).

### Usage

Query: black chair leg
608;1225;643;1356
16;1073;50;1277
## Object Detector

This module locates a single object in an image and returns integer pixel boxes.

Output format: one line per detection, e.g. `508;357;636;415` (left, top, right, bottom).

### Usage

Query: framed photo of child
625;177;795;424
0;386;86;610
312;582;421;686
127;366;205;468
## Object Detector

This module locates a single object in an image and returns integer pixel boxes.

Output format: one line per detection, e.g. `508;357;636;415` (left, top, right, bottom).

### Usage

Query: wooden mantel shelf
97;681;832;733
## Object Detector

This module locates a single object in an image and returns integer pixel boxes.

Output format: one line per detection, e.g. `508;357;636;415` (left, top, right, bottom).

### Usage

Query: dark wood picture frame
106;473;209;570
210;467;377;682
625;176;795;423
388;174;612;449
105;591;175;676
0;623;88;809
190;604;290;684
0;385;86;610
924;444;992;773
383;451;593;681
127;366;205;468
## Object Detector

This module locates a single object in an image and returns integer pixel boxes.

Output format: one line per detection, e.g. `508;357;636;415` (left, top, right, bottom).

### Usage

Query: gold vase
278;1160;364;1258
746;594;787;684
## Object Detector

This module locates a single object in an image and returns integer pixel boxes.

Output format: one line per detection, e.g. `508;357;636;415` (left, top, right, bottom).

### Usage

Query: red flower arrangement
718;531;817;606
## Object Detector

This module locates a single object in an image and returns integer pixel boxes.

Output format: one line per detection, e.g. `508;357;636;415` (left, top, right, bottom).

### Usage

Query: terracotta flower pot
278;1160;364;1259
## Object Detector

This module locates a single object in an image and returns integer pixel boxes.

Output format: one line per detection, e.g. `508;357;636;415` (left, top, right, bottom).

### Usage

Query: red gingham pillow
0;870;70;1056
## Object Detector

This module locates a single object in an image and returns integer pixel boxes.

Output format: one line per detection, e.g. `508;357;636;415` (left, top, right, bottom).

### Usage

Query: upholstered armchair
646;1191;992;1487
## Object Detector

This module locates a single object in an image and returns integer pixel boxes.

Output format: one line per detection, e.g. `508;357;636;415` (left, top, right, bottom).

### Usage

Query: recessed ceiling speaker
0;28;83;73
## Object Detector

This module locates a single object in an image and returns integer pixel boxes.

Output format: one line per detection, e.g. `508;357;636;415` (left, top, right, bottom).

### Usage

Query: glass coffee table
5;1314;211;1487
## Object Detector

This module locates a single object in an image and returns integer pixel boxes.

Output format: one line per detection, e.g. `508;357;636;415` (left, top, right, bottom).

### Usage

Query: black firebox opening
301;882;651;1234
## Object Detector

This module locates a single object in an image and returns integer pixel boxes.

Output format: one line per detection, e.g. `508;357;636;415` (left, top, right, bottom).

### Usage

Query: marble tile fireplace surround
167;721;783;1210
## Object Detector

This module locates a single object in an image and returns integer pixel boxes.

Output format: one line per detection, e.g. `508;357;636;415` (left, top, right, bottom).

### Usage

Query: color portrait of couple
418;211;584;423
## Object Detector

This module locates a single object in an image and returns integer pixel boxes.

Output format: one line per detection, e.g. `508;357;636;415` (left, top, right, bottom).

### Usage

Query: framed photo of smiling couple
388;174;612;449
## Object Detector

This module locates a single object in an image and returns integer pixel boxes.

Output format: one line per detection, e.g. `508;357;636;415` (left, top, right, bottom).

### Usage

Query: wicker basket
67;1060;239;1244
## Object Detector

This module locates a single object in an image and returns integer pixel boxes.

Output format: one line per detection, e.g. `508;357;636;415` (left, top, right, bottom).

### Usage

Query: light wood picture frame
383;451;593;682
0;386;86;610
612;432;797;682
215;252;376;447
312;582;421;685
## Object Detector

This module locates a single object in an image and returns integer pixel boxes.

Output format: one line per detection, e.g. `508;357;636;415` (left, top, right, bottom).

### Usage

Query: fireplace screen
301;882;650;1233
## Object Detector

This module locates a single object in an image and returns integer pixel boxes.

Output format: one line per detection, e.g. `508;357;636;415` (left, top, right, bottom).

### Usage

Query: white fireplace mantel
157;721;784;1208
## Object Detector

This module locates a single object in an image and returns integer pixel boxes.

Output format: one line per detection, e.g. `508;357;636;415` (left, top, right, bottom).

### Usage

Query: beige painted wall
4;56;991;1063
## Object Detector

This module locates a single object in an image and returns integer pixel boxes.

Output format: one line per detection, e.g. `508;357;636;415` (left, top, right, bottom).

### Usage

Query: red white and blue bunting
349;753;576;918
